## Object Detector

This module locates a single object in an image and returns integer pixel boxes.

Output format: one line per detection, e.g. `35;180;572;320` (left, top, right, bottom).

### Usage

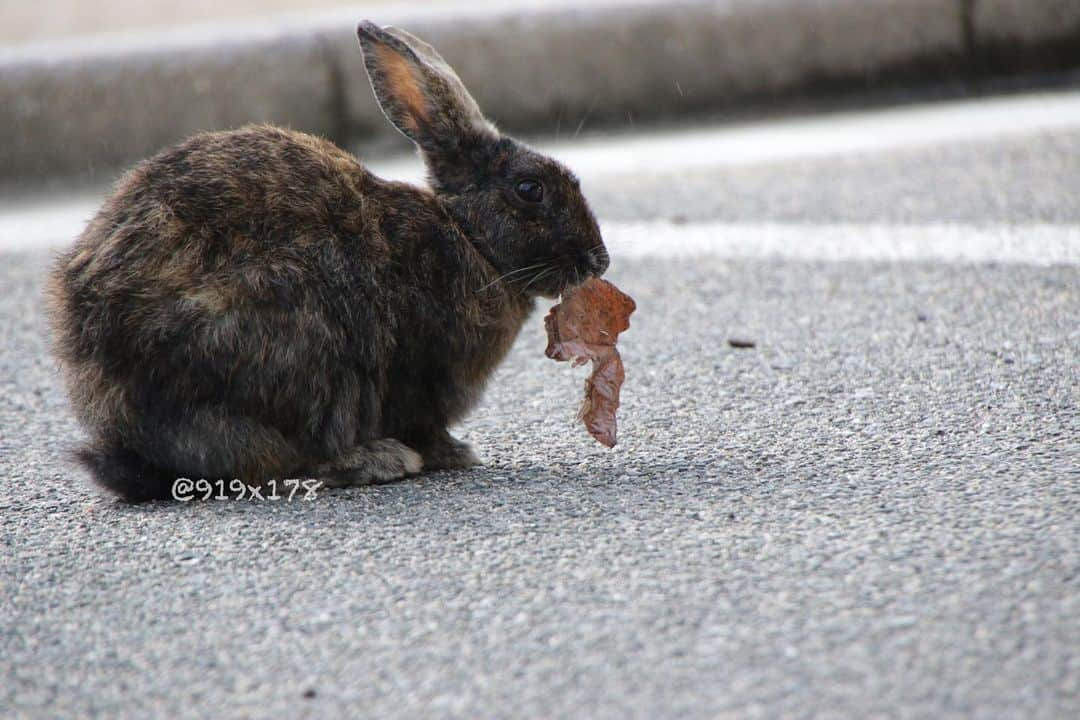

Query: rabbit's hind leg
133;409;302;488
77;443;182;503
317;439;423;487
78;412;301;503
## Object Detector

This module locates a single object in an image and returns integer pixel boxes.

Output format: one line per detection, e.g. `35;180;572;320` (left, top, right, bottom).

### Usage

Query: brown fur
46;22;608;501
375;45;429;132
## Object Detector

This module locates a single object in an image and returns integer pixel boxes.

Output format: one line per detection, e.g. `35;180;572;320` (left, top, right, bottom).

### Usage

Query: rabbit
46;21;610;502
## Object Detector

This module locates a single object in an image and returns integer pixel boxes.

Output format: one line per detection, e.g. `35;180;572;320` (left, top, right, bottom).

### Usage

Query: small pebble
728;336;756;349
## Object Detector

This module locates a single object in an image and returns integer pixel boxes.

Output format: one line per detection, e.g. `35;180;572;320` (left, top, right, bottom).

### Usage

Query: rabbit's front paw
409;430;482;471
318;439;423;487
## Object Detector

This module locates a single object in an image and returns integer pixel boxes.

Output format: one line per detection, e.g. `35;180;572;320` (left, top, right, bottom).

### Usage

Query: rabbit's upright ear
357;21;495;152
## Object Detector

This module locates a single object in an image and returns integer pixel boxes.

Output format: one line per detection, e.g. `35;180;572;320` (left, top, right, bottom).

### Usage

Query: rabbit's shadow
98;453;748;521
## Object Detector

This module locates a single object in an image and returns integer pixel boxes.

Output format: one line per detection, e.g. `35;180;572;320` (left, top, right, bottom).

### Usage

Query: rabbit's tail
76;443;178;503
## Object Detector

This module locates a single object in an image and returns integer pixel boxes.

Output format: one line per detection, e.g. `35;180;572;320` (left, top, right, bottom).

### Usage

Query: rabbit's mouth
538;254;610;298
504;247;609;298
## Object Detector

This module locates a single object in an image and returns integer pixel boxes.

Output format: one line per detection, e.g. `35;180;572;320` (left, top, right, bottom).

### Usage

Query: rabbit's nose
589;245;610;276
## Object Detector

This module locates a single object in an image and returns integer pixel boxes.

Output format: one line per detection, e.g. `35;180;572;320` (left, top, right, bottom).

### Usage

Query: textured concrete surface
971;0;1080;74
8;0;1080;184
974;0;1080;44
1;37;336;182
1;94;1078;718
0;1;459;44
329;0;964;142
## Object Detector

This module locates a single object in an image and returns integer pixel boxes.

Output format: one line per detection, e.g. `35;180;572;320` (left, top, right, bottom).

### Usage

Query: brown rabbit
46;21;609;502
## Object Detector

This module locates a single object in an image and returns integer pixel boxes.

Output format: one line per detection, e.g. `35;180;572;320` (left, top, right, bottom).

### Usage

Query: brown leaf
544;278;636;447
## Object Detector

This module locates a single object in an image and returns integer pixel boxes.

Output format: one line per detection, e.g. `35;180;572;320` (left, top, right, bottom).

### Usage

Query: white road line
549;89;1080;179
602;221;1080;266
3;88;1079;258
358;88;1080;184
0;197;102;251
5;207;1076;266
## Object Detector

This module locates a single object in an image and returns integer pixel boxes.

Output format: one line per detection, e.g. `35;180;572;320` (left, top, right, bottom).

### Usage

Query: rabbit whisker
520;267;556;296
571;266;584;288
475;263;547;293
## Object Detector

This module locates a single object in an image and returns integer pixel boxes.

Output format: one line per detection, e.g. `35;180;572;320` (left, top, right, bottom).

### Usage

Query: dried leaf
544;278;636;447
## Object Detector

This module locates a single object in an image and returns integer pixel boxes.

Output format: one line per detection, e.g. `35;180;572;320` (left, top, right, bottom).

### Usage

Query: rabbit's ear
357;21;494;151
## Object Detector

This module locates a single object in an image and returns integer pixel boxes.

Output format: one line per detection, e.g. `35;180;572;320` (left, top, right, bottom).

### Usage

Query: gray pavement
1;92;1079;718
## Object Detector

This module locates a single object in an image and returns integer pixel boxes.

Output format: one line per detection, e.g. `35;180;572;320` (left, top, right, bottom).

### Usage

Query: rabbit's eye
515;179;544;203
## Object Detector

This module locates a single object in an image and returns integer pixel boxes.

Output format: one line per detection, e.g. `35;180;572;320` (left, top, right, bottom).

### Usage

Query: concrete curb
2;0;1079;184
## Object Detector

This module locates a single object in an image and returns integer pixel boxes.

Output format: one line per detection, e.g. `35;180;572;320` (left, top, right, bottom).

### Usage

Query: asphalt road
1;90;1078;719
